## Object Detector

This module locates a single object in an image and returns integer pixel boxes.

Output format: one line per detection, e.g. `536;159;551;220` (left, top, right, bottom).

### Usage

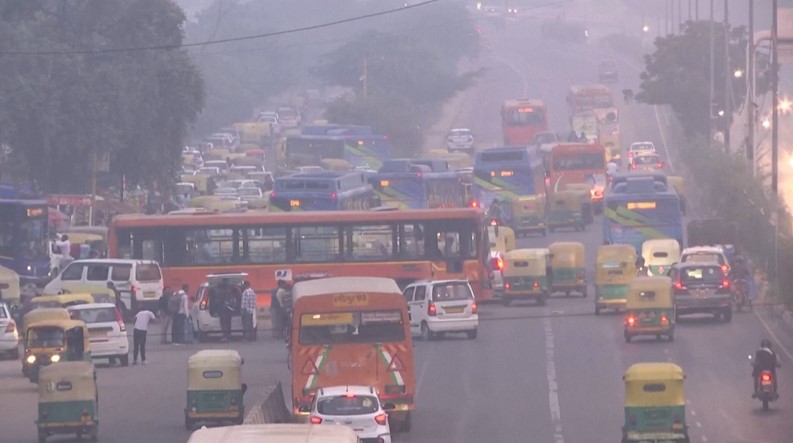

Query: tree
637;21;750;136
0;0;204;193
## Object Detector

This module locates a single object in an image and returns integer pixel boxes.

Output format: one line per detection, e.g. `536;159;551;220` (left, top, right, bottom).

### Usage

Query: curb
243;403;265;425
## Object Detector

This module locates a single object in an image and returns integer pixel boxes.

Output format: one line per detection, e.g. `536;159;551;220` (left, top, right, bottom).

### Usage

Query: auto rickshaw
22;308;71;344
30;293;95;309
0;265;21;322
25;319;91;383
564;184;595;221
54;283;116;305
511;195;546;237
595;245;636;314
624;276;675;342
641;239;681;277
548;242;587;297
487;224;515;255
622;363;689;443
547;190;587;232
185;350;248;430
36;361;98;442
501;248;551;306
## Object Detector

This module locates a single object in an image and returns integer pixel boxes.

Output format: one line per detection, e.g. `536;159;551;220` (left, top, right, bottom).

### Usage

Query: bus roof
293;277;401;303
502;98;545;108
187;424;359;443
0;199;47;205
300;124;373;136
111;208;483;228
569;84;612;95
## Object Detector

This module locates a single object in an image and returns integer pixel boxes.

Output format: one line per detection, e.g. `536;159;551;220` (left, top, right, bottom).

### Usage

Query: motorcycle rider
488;199;504;223
635;255;648;276
752;339;781;396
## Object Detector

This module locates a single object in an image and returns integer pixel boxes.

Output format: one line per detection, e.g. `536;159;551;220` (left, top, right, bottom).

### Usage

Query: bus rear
501;100;548;146
546;143;606;194
343;135;391;170
291;277;415;429
473;148;536;222
371;172;466;209
603;193;683;252
0;200;51;286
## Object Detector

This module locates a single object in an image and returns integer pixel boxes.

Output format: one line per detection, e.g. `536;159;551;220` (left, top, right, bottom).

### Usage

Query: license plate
90;329;109;337
143;291;156;298
445;306;465;314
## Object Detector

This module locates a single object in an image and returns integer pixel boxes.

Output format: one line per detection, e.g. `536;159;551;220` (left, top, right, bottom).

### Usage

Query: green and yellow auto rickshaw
595;245;636;315
624;277;676;342
185;350;248;430
36;361;98;443
622;363;689;443
641;239;681;277
501;248;551;306
547;190;586;232
548;242;587;297
25;319;91;383
564;184;595;223
511;195;547;237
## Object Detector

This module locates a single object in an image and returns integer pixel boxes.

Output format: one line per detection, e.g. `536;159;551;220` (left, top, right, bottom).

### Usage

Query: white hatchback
0;302;20;359
67;303;129;366
402;280;479;340
307;386;391;443
627;141;656;161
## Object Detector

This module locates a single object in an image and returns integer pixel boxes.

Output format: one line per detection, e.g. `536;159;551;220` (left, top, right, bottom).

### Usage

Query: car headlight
50;354;61;363
26;355;36;364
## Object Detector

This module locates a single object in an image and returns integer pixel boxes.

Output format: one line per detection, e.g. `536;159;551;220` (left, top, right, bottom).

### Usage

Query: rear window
682;252;724;264
136;264;162;282
431;282;474;302
71;307;117;324
634;155;659;165
681;266;723;284
317;395;379;416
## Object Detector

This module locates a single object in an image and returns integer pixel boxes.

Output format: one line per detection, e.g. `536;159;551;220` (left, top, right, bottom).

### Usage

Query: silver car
446;128;475;154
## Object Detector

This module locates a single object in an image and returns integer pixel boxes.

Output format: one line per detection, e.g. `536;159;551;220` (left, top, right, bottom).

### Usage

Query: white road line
544;317;565;443
702;436;709;442
690;410;697;417
696;421;702;428
415;345;432;395
754;310;793;363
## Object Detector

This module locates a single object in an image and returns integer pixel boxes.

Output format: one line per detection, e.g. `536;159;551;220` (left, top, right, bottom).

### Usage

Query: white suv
0;302;20;359
67;303;129;366
402;280;479;340
306;385;391;443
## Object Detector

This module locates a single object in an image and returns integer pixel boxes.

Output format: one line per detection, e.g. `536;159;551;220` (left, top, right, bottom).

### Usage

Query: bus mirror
383;403;396;411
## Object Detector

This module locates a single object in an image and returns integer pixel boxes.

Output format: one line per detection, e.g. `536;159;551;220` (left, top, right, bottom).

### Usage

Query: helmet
761;339;772;349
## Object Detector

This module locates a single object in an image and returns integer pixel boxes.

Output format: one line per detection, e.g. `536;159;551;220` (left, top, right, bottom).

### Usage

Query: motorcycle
749;354;780;410
733;279;752;312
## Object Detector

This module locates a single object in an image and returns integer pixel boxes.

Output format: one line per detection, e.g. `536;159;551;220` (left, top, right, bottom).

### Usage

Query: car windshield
71;307;116;324
682;252;723;264
432;282;473;302
680;266;723;285
27;327;65;347
317;395;379;415
449;129;471;137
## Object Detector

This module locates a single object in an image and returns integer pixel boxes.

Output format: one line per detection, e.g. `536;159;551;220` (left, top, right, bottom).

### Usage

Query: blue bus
369;161;466;209
0;199;51;284
472;147;536;222
602;175;684;251
268;171;380;212
285;133;391;170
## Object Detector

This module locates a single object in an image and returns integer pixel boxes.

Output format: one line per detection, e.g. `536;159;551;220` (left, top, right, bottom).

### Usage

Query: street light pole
771;0;779;196
748;0;755;170
709;0;715;144
723;0;731;152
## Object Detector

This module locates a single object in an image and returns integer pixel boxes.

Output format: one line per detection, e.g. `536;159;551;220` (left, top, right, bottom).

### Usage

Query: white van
44;259;163;317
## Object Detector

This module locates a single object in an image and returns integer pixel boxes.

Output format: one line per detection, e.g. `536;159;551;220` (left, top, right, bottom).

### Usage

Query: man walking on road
173;284;189;344
132;309;156;365
158;286;174;344
241;281;256;341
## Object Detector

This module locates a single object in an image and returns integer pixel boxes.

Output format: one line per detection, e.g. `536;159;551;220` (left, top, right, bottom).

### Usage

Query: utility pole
678;0;682;30
696;0;699;21
709;0;715;145
723;0;731;152
688;0;692;22
772;0;779;195
363;53;369;100
748;0;755;168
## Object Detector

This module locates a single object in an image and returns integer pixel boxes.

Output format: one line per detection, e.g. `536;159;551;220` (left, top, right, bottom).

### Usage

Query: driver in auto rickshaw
25;319;91;383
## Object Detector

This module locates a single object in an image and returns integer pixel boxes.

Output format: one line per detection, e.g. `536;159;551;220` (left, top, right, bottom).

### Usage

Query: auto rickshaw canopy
503;249;549;275
623;362;685;407
23;308;71;336
597;244;636;264
26;319;90;353
596;245;636;281
31;293;95;308
549;190;585;209
642;239;681;267
0;265;21;302
54;283;116;304
38;361;96;402
187;350;244;390
548;242;586;268
625;277;674;309
512;194;546;215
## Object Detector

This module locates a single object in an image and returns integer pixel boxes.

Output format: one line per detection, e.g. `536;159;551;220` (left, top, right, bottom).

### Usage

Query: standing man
158;286;174;344
171;284;188;344
216;278;234;342
132;309;156;365
178;284;191;344
240;281;256;341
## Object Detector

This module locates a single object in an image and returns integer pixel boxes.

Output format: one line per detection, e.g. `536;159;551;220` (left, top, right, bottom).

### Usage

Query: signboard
332;293;369;307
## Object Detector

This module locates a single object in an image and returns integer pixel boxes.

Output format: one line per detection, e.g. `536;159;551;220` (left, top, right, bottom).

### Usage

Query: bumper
625;325;673;335
596;299;626;309
504;289;546;299
676;297;731;315
38;419;97;434
427;318;479;333
0;334;19;352
89;339;129;358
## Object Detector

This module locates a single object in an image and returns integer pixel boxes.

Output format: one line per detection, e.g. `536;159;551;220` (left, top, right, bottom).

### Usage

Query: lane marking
544;317;565;443
696;421;702;428
702;436;709;442
690;410;697;417
753;310;793;363
415;343;432;394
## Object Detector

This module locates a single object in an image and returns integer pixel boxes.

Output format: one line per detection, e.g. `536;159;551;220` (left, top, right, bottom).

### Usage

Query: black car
668;262;733;322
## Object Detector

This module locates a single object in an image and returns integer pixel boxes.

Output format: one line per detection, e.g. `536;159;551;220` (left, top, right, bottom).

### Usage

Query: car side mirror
383;403;396;411
298;405;311;413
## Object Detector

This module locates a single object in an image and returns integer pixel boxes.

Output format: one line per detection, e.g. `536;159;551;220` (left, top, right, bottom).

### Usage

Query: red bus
108;208;493;309
542;143;607;198
566;84;614;119
291;277;415;430
501;99;549;146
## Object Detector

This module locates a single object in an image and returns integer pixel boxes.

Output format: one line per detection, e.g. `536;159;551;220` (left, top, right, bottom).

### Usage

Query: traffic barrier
243;382;292;425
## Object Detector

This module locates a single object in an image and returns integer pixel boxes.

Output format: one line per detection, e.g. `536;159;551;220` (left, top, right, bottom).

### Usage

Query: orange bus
566;84;614;119
108;208;493;309
501;99;549;146
290;277;415;431
542;143;607;198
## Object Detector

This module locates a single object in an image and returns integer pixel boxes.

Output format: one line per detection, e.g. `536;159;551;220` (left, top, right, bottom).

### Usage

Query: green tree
0;0;204;193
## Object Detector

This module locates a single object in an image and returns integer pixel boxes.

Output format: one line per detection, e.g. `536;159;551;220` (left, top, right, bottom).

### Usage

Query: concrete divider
244;382;292;425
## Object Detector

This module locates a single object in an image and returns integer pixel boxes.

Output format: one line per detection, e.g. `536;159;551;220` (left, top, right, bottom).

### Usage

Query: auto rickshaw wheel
90;425;98;442
723;310;733;322
10;347;19;360
420;322;434;341
594;305;600;315
668;331;674;342
581;287;587;298
185;414;194;431
537;296;546;306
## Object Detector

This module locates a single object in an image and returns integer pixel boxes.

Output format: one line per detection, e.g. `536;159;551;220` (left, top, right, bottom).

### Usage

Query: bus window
293;226;340;262
242;227;287;263
348;224;393;260
299;310;405;345
398;223;426;258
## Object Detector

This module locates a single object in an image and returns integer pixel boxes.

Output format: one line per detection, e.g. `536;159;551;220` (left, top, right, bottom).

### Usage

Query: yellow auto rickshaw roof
504;248;549;260
32;293;95;306
0;265;21;301
24;308;71;323
626;277;673;307
597;244;636;262
38;361;95;382
624;362;684;382
629;276;673;292
549;242;585;253
188;350;243;368
27;318;87;330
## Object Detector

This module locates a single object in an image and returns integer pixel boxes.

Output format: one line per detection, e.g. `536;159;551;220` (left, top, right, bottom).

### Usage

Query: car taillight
656;162;664;168
721;264;729;275
761;372;773;382
330;192;337;199
674;279;685;290
627;316;636;327
114;309;126;332
533;280;539;288
491;257;503;271
630;163;637;169
375;413;388;425
130;285;137;299
5;321;16;333
309;416;322;424
504;282;511;290
471;302;478;314
720;279;730;289
199;294;208;310
660;314;669;326
427;303;437;316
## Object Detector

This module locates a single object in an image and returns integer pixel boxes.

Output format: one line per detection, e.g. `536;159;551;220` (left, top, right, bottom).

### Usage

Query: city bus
370;162;467;209
566;84;614;119
108;208;493;309
472;147;537;223
269;171;380;212
541;143;607;195
290;277;415;431
0;199;51;285
285;134;391;170
501;99;549;146
603;175;684;251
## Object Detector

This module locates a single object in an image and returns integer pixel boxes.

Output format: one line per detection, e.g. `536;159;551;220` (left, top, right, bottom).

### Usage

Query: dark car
599;59;619;83
668;263;732;322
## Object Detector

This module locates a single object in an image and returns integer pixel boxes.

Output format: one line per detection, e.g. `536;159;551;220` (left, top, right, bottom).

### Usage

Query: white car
306;386;392;443
257;112;282;135
402;279;479;340
192;273;257;341
0;302;20;359
276;107;301;128
680;246;730;275
489;251;504;293
67;303;129;366
446;128;475;154
627;141;656;161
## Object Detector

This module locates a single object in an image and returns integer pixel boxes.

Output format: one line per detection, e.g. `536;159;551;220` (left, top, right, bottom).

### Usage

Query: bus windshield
507;107;546;126
552;152;605;171
299;310;405;345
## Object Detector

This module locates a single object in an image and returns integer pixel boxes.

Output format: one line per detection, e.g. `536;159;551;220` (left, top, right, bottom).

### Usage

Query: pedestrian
241;281;256;341
132;309;156;365
275;279;293;339
171;284;187;344
158;286;174;344
216;278;234;342
269;285;283;339
178;284;191;343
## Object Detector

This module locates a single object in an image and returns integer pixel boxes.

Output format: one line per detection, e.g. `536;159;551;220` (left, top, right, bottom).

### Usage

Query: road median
243;382;292;425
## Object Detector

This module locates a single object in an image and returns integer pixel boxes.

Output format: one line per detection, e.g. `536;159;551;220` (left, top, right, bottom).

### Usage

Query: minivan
44;259;163;318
